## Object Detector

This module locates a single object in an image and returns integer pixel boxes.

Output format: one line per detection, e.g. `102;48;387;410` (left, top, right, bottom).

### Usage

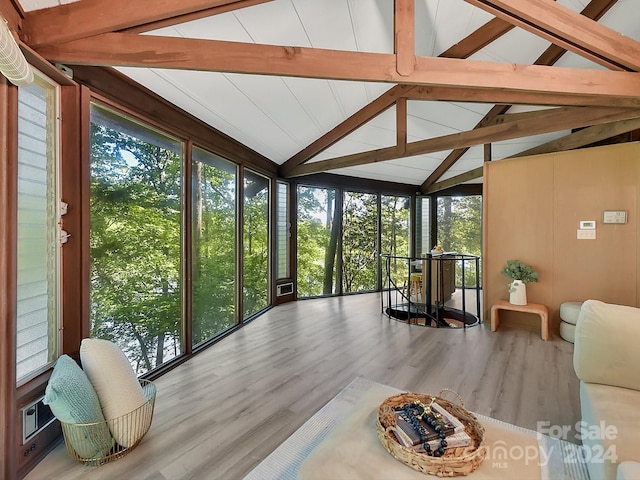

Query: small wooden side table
490;300;549;341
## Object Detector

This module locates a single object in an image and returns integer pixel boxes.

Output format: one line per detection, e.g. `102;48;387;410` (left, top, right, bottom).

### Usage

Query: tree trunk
155;332;165;366
323;192;339;295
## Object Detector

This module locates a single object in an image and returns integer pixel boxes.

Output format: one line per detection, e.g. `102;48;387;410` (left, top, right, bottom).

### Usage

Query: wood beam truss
22;0;272;47
22;0;639;190
424;116;640;194
464;0;640;71
287;107;640;177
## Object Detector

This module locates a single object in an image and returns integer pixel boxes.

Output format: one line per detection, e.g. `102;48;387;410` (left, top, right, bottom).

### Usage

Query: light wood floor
25;293;580;480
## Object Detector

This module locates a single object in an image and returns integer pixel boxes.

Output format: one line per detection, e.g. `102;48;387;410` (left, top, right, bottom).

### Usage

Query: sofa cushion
559;301;582;325
559;321;576;343
80;338;147;448
574;300;640;391
580;382;640;480
43;355;113;459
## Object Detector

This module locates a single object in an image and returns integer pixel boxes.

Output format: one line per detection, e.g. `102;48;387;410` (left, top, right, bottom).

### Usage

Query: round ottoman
559;301;583;343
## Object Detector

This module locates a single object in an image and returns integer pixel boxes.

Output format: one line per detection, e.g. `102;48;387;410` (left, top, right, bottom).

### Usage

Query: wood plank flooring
25;293;580;480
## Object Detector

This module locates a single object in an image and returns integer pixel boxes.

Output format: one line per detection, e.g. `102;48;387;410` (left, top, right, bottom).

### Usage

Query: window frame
15;68;62;387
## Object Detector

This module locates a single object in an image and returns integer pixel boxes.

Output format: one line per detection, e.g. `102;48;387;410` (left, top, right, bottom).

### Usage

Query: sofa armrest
574;299;640;391
617;461;640;480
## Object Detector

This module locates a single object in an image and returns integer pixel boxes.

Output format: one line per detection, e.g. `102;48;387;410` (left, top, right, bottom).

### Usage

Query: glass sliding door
342;191;378;293
296;186;338;297
192;147;237;346
90;104;182;375
243;170;269;318
380;195;410;287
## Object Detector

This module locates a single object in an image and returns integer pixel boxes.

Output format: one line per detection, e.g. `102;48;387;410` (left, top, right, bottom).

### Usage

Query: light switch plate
577;229;596;240
602;210;627;224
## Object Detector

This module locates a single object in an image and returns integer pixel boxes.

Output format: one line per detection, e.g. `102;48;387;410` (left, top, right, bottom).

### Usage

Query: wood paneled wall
483;142;640;334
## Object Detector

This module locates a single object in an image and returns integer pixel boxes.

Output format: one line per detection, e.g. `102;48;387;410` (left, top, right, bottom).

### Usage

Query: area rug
243;377;590;480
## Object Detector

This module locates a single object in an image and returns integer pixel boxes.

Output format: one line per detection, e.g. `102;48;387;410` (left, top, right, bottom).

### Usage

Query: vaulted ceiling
10;0;640;192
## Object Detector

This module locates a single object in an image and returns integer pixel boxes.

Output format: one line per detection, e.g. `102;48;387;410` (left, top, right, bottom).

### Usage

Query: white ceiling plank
416;0;493;57
292;0;357;51
407;101;487;139
233;0;311;46
280;77;347;134
469;27;551;65
157;11;252;41
348;0;394;54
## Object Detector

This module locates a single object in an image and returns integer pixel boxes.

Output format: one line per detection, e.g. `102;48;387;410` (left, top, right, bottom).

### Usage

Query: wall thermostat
579;220;596;229
602;211;627;224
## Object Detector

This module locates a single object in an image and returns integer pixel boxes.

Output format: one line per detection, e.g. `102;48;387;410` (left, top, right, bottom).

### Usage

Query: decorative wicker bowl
60;379;156;466
376;392;486;477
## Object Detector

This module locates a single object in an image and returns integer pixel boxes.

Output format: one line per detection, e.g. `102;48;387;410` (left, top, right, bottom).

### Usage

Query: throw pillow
80;338;148;448
43;355;113;459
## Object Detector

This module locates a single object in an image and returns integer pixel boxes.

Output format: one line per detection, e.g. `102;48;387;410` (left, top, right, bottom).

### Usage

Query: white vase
509;280;527;305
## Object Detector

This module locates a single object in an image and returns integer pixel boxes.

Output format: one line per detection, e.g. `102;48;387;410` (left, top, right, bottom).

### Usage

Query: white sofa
573;299;640;480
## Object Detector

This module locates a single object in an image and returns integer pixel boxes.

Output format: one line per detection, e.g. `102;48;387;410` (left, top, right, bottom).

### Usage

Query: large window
90;104;182;374
275;181;290;280
415;196;431;255
16;72;60;383
342;191;378;293
243;170;269;318
296;186;338;297
381;195;410;287
192;147;237;346
437;195;482;286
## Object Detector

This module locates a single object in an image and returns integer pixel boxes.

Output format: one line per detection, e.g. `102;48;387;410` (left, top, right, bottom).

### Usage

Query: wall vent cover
276;282;294;296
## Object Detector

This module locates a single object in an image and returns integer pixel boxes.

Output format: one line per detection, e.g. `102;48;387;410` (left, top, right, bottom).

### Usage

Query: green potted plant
501;259;538;305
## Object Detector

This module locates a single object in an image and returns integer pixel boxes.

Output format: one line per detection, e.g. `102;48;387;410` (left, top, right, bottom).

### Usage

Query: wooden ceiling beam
278;85;413;177
420;105;509;191
124;0;271;34
395;0;415;76
286;106;640;177
22;0;271;47
424;115;640;194
464;0;640;71
420;0;621;191
396;97;408;151
0;0;23;32
510;117;640;158
280;13;517;178
424;167;484;194
439;17;513;59
534;0;619;66
36;34;640;103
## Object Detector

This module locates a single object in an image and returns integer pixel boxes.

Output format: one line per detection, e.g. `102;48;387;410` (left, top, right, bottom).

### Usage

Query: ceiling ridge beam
286;107;640;177
464;0;639;71
22;0;272;47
